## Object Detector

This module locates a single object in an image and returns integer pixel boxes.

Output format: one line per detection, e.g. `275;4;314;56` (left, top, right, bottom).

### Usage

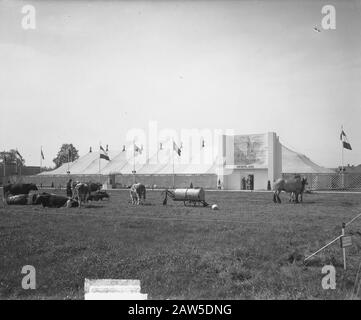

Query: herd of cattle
2;181;149;208
2;182;110;208
1;175;308;208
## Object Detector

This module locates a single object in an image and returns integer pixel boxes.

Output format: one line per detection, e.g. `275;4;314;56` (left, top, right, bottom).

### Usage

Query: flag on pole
99;145;110;161
340;129;352;150
173;141;181;156
134;144;143;155
100;153;110;160
41;148;45;160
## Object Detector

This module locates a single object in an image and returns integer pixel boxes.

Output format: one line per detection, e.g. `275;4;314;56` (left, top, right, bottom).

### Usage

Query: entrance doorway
247;174;254;190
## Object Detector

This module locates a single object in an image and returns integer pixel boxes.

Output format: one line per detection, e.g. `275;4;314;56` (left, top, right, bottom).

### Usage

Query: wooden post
342;222;346;270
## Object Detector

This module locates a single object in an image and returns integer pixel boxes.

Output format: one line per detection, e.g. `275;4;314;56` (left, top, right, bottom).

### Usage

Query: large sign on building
233;134;268;168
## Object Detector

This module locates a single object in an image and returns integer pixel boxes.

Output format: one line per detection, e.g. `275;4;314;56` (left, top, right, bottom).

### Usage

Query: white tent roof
282;145;333;173
40;144;332;175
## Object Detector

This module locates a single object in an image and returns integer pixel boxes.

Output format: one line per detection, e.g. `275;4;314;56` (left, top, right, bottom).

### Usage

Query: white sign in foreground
340;236;352;248
84;279;148;300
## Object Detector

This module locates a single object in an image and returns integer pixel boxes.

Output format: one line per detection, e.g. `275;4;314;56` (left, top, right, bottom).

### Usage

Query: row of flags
98;141;183;162
8;130;352;167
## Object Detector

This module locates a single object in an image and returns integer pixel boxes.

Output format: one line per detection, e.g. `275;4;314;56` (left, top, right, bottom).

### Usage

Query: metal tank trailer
162;188;209;207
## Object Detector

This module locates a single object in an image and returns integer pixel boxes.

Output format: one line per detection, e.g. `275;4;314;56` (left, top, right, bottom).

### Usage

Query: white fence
283;173;361;191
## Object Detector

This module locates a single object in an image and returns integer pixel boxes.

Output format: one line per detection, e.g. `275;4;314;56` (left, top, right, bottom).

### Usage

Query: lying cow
6;194;29;205
3;183;38;201
34;193;70;208
130;183;146;205
88;182;102;192
88;190;109;201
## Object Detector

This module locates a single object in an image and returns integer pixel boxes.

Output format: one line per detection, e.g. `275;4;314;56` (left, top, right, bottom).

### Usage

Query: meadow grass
0;189;360;299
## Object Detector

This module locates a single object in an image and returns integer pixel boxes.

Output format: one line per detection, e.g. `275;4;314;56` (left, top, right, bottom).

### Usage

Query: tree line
1;144;80;169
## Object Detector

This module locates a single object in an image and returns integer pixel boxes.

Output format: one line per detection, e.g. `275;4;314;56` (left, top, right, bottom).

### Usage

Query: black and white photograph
1;0;361;305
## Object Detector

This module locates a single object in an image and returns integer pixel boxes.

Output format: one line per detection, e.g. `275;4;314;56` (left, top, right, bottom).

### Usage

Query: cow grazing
34;193;70;208
273;177;307;204
3;183;38;200
130;183;146;205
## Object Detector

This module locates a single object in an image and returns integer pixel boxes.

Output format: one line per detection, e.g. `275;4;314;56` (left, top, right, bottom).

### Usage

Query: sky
0;0;360;168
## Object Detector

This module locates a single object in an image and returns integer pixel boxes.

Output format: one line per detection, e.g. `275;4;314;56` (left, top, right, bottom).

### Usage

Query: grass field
1;189;361;300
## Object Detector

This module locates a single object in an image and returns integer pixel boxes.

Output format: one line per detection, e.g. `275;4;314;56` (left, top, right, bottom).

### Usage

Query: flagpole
39;146;42;187
172;139;175;189
99;143;101;184
341;125;344;171
67;147;70;174
133;140;136;184
15;151;18;181
341;125;345;189
40;146;42;173
3;150;5;183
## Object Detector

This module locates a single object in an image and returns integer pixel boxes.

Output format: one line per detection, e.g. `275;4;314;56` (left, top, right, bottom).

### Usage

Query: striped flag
340;129;352;150
173;141;181;156
100;145;110;161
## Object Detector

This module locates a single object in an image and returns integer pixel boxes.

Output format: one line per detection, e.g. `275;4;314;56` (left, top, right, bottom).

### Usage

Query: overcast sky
0;0;360;168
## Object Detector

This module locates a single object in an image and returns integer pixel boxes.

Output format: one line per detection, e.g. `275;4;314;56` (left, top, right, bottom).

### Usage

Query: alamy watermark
321;5;336;30
21;265;36;290
321;265;336;290
125;121;234;166
21;5;36;30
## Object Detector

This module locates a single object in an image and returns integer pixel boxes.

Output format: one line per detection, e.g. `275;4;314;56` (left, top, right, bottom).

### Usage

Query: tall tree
0;149;25;166
53;144;79;168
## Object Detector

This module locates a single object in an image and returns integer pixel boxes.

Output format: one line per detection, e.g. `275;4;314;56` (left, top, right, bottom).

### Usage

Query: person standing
66;179;73;197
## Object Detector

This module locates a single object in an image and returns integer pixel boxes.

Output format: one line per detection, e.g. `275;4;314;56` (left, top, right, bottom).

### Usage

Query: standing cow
273;177;307;204
72;182;91;207
289;178;308;203
129;183;146;205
